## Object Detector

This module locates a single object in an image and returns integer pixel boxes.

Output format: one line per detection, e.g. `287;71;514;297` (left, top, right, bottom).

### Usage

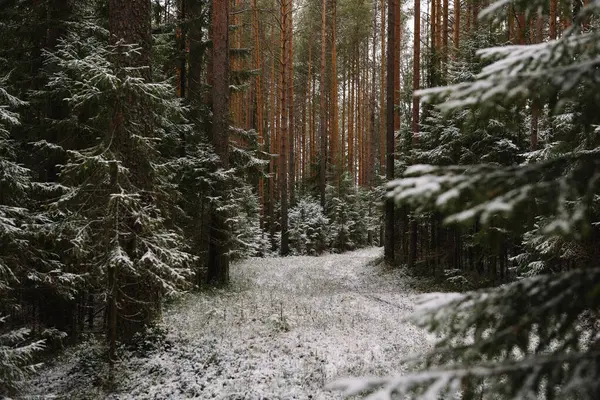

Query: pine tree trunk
320;0;327;207
280;0;290;256
341;65;346;176
252;0;265;226
453;0;460;56
380;0;386;174
307;37;313;180
188;0;205;120
393;0;400;132
288;0;295;206
408;0;420;270
348;55;355;180
384;0;396;264
207;0;230;284
442;0;448;75
369;10;377;188
331;0;339;188
269;24;277;248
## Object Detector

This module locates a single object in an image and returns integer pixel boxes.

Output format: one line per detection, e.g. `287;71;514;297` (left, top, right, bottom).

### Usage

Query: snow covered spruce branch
328;267;600;399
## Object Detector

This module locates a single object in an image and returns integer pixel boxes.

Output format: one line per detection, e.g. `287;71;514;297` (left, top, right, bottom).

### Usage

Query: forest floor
25;248;433;399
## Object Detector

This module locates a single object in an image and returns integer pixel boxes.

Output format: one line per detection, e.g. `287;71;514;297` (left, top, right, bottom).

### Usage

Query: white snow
25;248;433;399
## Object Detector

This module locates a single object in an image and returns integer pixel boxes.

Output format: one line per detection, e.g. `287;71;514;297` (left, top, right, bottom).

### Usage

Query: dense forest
1;0;600;398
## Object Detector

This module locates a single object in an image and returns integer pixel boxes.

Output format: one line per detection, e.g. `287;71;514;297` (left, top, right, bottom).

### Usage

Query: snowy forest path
27;248;432;399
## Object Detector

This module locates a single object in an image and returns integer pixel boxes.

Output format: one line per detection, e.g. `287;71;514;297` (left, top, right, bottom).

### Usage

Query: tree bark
280;0;290;255
380;0;386;173
207;0;230;284
408;0;421;270
319;0;327;207
252;0;265;225
453;0;460;56
384;0;396;265
331;0;339;188
288;0;295;206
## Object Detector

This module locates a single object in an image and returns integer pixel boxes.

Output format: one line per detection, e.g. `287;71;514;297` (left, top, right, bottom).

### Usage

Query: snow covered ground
25;248;433;399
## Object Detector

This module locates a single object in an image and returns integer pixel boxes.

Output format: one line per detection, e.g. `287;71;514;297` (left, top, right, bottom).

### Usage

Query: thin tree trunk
348;54;355;180
342;65;346;178
380;0;386;173
331;0;339;188
269;24;276;248
370;7;377;188
252;0;264;225
319;0;327;207
453;0;460;56
442;0;448;75
384;0;396;264
280;0;290;255
307;36;314;179
408;0;420;270
394;0;401;132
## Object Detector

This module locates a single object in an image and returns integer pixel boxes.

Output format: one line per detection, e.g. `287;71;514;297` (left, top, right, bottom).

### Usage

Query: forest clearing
24;248;432;399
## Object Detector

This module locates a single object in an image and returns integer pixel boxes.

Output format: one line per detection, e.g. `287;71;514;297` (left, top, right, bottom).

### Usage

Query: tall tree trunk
442;0;448;76
288;0;295;206
384;0;396;264
207;0;230;284
380;0;386;173
370;7;377;188
408;0;420;270
188;0;205;121
357;45;362;185
307;37;314;179
252;0;265;225
269;24;277;248
348;55;355;180
393;0;401;132
280;0;290;255
342;64;346;176
331;0;339;188
453;0;460;56
319;0;327;207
